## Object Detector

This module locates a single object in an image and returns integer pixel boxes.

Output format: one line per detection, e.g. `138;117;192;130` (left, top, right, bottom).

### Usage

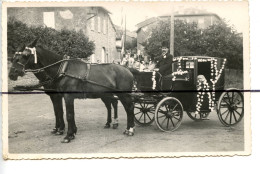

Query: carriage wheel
186;111;210;121
134;102;155;126
217;90;244;126
155;97;183;132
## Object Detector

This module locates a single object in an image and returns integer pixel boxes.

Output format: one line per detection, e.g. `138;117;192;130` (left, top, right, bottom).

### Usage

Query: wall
7;7;118;63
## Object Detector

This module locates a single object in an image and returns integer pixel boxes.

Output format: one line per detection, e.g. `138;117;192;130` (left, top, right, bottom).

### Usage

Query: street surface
8;93;244;154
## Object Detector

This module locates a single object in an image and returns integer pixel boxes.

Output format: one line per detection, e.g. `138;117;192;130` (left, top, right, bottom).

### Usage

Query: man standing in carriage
154;40;173;76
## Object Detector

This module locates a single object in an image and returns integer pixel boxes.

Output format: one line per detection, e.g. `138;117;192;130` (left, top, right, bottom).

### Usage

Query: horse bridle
13;47;36;70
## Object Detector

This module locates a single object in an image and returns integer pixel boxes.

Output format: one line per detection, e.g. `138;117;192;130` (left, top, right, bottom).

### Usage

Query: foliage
125;38;137;51
7;17;95;59
144;19;243;69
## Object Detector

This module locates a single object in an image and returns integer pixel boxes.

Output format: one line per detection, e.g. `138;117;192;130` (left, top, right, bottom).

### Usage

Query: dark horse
9;38;135;143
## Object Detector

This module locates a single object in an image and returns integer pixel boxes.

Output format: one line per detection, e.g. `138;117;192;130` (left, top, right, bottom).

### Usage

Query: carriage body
133;56;244;131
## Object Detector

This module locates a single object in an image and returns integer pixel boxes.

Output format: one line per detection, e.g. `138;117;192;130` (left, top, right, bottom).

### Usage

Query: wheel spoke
158;114;166;119
159;108;166;113
231;92;234;103
145;112;153;121
232;111;238;122
135;107;143;110
165;105;169;112
148;111;155;114
138;113;144;121
226;93;232;104
222;97;230;106
134;111;142;115
229;111;232;124
161;117;167;125
170;117;175;127
221;109;229;116
234;109;242;117
224;110;230;122
172;104;178;111
166;118;170;129
172;115;181;121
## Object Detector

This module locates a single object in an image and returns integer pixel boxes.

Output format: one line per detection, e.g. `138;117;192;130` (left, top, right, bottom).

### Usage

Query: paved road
7;93;244;155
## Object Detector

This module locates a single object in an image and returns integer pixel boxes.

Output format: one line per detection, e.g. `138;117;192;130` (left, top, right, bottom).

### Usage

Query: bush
7;17;95;59
144;19;243;69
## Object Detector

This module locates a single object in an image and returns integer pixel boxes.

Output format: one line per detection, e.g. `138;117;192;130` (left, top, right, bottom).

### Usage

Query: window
103;19;106;34
98;17;101;33
186;61;194;69
90;16;95;31
43;12;55;29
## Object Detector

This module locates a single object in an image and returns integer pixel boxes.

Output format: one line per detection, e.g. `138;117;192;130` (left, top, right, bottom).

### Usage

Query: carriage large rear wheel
134;102;155;126
217;89;244;126
155;97;183;132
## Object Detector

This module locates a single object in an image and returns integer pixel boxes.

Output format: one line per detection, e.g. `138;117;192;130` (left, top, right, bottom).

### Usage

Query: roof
96;7;112;14
114;24;137;40
136;17;157;31
136;13;221;31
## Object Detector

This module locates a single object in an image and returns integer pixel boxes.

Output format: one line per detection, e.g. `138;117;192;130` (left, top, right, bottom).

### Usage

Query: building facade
136;13;221;57
7;7;118;63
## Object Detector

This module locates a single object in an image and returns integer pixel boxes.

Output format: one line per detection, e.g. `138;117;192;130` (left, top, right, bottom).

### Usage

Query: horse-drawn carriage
9;37;244;142
132;56;244;132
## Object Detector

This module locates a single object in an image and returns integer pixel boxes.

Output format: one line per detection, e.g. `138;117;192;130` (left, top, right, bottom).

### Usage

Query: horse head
9;38;39;81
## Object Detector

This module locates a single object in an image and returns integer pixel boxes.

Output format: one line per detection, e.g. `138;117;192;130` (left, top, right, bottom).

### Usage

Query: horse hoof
104;124;110;129
123;129;129;135
127;132;134;136
112;123;118;129
61;135;75;143
51;128;58;134
55;130;64;135
61;138;70;143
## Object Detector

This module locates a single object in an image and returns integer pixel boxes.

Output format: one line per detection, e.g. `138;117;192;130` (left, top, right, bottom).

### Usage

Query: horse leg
101;97;112;129
62;94;77;143
49;94;65;135
117;94;135;136
111;98;119;129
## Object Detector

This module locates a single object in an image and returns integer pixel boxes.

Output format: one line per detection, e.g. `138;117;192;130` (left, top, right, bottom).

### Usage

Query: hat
161;40;169;48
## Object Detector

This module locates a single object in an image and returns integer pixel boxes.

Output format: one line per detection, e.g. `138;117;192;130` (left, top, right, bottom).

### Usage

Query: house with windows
7;7;118;63
114;25;137;59
136;12;221;57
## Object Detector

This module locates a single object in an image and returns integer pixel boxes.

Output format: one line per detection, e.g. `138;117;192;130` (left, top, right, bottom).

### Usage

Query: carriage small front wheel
217;89;244;126
155;97;183;132
134;102;155;126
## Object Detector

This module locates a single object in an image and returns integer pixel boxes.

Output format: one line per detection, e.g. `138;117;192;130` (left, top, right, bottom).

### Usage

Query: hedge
7;17;95;59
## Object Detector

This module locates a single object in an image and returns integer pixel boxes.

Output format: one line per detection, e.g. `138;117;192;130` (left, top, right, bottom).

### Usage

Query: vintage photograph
2;1;250;159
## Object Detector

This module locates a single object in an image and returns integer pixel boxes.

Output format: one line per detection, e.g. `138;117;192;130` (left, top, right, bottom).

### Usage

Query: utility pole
124;14;126;55
170;6;175;56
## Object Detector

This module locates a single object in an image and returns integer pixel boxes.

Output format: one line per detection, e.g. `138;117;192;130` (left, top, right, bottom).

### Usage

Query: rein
14;47;123;92
25;58;82;73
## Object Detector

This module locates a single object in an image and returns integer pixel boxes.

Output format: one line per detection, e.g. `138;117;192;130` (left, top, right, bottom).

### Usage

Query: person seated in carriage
154;40;173;76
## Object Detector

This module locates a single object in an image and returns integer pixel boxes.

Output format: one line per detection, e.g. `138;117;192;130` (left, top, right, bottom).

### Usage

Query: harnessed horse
9;38;135;143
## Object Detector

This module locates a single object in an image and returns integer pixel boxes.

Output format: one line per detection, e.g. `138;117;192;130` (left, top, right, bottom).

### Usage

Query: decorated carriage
132;56;244;132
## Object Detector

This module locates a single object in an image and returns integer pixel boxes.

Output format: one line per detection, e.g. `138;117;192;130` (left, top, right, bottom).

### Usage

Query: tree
125;38;137;53
7;17;95;59
144;19;243;69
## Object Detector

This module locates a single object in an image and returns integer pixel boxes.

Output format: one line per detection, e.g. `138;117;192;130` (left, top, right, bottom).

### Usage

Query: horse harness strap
63;72;121;92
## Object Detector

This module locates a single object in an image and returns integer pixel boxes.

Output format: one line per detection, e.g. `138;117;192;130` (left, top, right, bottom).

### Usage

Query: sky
102;1;248;33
